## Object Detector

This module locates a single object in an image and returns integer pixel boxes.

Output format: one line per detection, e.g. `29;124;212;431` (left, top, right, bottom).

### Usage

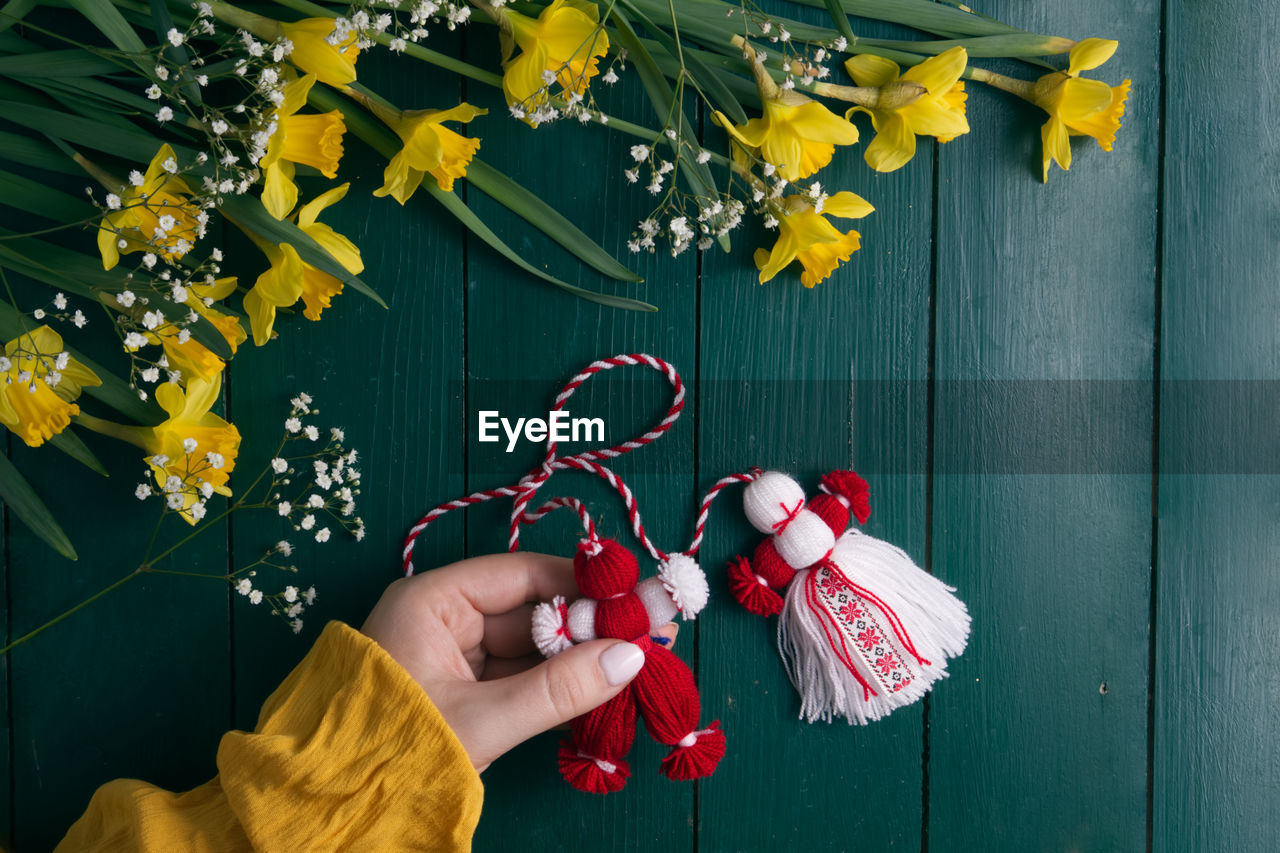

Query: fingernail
599;642;645;686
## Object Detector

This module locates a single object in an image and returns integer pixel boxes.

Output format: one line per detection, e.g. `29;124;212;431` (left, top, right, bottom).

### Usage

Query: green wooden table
4;0;1279;849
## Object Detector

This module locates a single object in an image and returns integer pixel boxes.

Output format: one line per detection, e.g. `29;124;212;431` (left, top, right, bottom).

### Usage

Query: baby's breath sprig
332;0;474;52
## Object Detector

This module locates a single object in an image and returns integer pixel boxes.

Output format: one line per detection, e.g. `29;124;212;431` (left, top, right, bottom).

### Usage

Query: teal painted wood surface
2;0;1279;850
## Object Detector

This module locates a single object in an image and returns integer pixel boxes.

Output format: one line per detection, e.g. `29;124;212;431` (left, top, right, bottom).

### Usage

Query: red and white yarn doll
530;536;724;794
726;470;970;724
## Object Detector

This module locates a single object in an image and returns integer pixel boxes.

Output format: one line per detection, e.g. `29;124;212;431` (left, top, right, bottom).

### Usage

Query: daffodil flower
260;74;347;219
1032;38;1130;181
280;17;359;86
844;47;970;173
0;326;100;447
500;0;609;118
717;47;859;182
373;103;487;203
145;374;241;522
244;184;363;345
116;277;246;384
96;144;201;270
755;192;874;287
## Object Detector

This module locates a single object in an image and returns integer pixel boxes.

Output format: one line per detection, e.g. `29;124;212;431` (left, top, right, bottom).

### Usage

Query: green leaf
66;0;149;55
217;193;386;309
0;452;77;560
618;0;748;126
0;49;122;77
0;169;98;223
0;131;80;174
0;0;36;35
466;160;642;283
49;429;109;476
149;0;202;106
822;0;858;46
0;99;175;162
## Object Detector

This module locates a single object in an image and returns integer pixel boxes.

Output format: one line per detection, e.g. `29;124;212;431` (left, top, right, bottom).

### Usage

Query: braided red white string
402;354;684;575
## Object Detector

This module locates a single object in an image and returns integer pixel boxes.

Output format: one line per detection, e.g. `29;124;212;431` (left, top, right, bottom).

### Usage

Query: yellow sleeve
56;621;484;852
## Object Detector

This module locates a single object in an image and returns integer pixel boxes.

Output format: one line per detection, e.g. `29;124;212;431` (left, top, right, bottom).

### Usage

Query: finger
482;605;538;658
422;551;578;615
480;653;542;681
651;622;679;650
457;638;647;763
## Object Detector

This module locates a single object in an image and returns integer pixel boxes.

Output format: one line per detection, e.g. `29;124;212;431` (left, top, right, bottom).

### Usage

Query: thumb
462;639;646;765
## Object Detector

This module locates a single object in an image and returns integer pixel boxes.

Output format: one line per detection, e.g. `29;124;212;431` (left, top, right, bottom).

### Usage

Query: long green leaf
462;160;643;284
0;0;36;34
0;169;98;223
67;0;150;55
618;0;747;126
217;193;386;309
0;49;122;77
0;452;77;560
822;0;858;46
0;99;176;162
149;0;202;106
49;428;109;476
0;131;81;174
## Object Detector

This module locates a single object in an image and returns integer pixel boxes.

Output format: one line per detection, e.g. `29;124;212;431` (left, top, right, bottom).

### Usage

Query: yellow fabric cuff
217;620;484;851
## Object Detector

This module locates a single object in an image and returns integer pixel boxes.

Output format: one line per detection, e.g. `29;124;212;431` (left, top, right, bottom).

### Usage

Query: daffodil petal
1067;38;1118;75
844;54;900;88
907;101;970;142
863;113;916;172
1041;117;1071;181
242;288;277;347
822;191;875;220
1057;76;1117;122
262;160;299;221
901;47;967;97
296;182;350;229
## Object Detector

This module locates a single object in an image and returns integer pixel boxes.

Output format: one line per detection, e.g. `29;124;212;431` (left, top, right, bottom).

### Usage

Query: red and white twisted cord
682;468;764;556
402;354;684;575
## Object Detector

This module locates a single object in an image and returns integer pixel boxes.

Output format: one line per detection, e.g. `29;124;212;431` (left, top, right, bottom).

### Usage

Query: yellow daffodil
0;326;100;447
96;145;202;270
1032;38;1130;181
717;46;859;182
500;0;609;116
145;374;241;523
373;103;487;203
755;192;874;287
260;74;347;219
243;184;363;345
280;17;359;86
844;47;970;172
116;277;247;384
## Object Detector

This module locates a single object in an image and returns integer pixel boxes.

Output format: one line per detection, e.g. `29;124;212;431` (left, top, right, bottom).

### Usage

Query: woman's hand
362;552;676;771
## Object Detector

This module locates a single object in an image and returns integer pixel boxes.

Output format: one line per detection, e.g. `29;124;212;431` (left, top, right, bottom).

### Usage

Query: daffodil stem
965;66;1035;100
74;412;150;450
72;152;120;193
205;0;281;41
0;570;141;656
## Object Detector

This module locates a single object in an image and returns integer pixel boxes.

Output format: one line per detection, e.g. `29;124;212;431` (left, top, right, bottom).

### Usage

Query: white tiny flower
55;352;69;370
162;157;178;174
154;64;169;81
291;618;303;634
285;417;302;433
271;457;288;474
833;36;848;51
73;310;87;329
156;106;174;122
314;527;331;543
277;501;291;516
696;150;712;164
330;427;345;442
300;514;316;530
630;144;650;162
166;493;184;509
33;309;45;320
236;578;253;595
303;425;319;441
277;540;293;556
307;494;324;508
123;332;148;348
286;602;303;618
304;586;317;605
603;68;619;84
182;437;198;453
150;454;169;467
105;193;122;210
353;523;366;542
129;170;145;187
52;293;67;310
199;481;214;498
140;367;160;383
249;589;263;605
206;452;224;469
166;27;183;46
116;290;136;307
284;586;298;603
189;502;207;521
135;483;152;499
142;253;158;269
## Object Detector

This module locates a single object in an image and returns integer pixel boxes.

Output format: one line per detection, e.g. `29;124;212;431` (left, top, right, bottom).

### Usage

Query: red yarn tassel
631;645;724;781
727;556;785;616
559;684;637;793
820;470;871;525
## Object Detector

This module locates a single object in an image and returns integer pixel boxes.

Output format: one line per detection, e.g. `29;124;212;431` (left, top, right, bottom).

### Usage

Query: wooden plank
1154;2;1280;850
229;48;467;725
925;3;1159;849
461;69;698;852
7;434;230;850
1;435;11;850
695;58;933;853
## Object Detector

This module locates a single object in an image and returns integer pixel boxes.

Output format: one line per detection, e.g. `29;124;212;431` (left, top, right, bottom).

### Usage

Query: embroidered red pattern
812;564;916;696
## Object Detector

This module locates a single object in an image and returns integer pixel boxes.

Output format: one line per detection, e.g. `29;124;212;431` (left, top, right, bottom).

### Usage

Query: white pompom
773;509;835;569
635;576;679;629
657;553;709;619
743;471;807;534
531;595;573;658
566;597;598;641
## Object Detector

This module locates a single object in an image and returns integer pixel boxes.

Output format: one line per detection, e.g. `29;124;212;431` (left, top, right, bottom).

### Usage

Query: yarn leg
631;646;725;781
557;684;637;793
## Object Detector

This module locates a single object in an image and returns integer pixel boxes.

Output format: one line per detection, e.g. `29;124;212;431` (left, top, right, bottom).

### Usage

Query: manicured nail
599;642;645;686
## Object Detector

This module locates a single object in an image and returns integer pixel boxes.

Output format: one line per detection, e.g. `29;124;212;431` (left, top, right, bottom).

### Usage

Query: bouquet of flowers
0;0;1129;640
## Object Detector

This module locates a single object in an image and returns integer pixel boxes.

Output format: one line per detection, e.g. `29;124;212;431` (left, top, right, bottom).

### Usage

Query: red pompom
752;539;798;586
808;493;850;537
821;470;871;525
594;592;650;641
727;556;785;616
660;721;725;781
574;538;639;599
558;741;631;793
